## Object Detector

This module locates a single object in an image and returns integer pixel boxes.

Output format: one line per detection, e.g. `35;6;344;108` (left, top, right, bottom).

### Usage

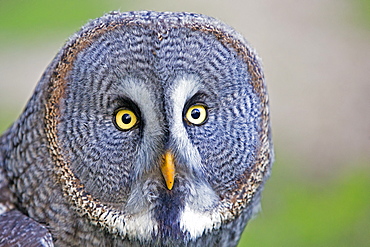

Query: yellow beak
160;151;176;190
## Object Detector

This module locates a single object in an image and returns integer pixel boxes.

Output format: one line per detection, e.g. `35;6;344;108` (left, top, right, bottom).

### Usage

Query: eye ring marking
113;109;138;131
185;104;208;125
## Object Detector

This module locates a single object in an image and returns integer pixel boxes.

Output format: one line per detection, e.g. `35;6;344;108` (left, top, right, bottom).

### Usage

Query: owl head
22;11;273;245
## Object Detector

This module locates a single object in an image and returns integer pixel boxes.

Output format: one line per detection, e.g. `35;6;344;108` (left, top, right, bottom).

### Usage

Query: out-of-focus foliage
0;0;119;44
355;0;370;29
239;159;370;246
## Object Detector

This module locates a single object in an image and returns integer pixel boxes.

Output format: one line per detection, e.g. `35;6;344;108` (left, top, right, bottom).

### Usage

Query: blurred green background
1;0;369;246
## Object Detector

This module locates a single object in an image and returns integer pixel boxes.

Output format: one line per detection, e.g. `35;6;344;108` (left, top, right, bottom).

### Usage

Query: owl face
44;11;272;242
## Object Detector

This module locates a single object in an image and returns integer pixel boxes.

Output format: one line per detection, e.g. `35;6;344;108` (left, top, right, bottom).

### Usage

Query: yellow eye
185;104;208;125
114;109;138;131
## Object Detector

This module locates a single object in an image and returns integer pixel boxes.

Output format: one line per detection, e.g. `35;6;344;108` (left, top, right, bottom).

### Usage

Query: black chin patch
152;184;188;243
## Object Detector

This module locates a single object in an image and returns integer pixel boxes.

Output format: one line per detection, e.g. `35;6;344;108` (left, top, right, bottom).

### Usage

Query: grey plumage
0;11;273;246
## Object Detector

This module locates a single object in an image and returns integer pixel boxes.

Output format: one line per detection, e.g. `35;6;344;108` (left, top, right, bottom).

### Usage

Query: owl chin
120;172;222;242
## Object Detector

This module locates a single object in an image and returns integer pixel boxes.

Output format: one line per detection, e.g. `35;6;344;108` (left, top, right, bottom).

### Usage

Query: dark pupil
191;108;201;119
122;113;132;124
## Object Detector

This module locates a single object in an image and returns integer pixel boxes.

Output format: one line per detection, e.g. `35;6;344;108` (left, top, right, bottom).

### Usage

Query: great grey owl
0;11;273;246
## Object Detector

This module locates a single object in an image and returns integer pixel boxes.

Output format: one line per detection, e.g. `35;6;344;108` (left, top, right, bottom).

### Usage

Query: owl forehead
68;24;251;110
